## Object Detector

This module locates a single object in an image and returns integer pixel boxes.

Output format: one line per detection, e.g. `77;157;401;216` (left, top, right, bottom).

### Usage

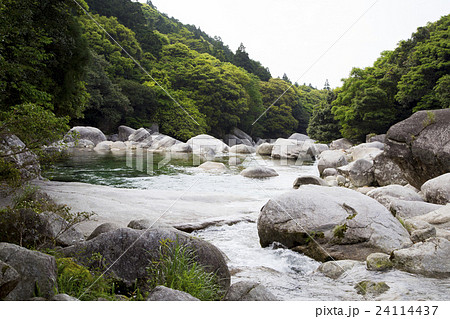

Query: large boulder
65;126;106;146
389;199;442;219
224;128;254;147
257;185;412;262
317;150;348;175
256;143;274;156
229;144;255;154
148;134;181;152
118;125;136;142
366;185;424;209
271;138;314;160
187;134;229;156
128;128;152;144
293;175;328;189
366;134;386;143
224;281;278;301
373;152;408;186
94;141;113;152
350;144;383;161
0;260;20;299
408;205;450;235
146;286;199;301
391;237;450;277
288;133;311;142
168;142;192;153
0;243;57;300
240;166;278;178
421;173;450;205
0;134;41;180
337;158;375;187
198;161;227;172
385;109;450;189
62;228;230;291
87;223;121;241
330;138;353;150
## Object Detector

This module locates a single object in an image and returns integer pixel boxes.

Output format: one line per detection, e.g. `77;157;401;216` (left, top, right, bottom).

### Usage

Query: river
40;149;450;301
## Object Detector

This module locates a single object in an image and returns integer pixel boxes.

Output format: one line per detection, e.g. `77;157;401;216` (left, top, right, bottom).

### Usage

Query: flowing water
43;149;450;301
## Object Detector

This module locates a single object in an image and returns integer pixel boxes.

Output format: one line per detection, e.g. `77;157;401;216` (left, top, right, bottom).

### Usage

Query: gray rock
293;175;328;189
421;173;450;205
94;141;113;152
317;150;348;175
224;281;278;301
256;143;274;156
67;139;95;149
0;243;57;300
187;134;230;156
240;166;278;178
87;223;121;241
366;134;386;143
0;260;20;299
51;294;79;301
385;109;450;189
168;142;191;153
330;138;353;150
110;141;127;150
198;161;227;172
0;134;41;180
257;185;412;262
389;199;442;219
317;260;361;279
229;128;255;146
228;156;243;166
127;219;173;231
391;237;450;277
62;228;230;291
373;152;408;186
322;168;338;177
350;144;383;161
118;125;136;142
149;134;181;151
229;144;255;154
367;185;424;209
307;143;329;158
65;126;107;146
410;205;450;231
128;128;152;143
271;138;314;160
366;253;393;271
288;133;311;141
146;286;199;301
337;158;375;187
410;227;436;243
355;281;390;297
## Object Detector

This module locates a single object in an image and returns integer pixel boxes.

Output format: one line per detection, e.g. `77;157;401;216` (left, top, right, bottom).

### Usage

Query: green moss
423;111;436;128
355;281;390;296
305;231;325;244
333;224;348;239
397;216;413;234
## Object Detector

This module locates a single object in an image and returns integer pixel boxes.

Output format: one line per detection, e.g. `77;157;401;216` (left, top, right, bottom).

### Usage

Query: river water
43;149;450;301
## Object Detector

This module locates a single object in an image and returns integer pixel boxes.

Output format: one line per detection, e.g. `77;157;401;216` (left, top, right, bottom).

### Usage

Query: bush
147;239;224;301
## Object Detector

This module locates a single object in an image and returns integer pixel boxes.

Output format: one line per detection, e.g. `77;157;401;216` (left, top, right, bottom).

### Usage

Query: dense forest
1;0;448;156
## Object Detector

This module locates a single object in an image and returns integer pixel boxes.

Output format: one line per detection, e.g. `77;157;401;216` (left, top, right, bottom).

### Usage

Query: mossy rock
366;253;393;271
355;281;390;296
56;258;93;282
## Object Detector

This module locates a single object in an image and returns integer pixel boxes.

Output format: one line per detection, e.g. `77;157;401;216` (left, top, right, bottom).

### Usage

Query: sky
138;0;450;89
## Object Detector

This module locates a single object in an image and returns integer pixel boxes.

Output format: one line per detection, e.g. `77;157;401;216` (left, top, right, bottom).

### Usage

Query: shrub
147;239;224;301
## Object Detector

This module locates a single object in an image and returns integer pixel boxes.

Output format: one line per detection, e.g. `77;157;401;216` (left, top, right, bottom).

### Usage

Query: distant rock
146;286;199;301
330;138;353;150
110;141;127;151
317;150;348;175
187;134;229;156
229;144;255;154
366;134;386;143
224;281;278;301
65;126;107;146
385;109;450;188
0;243;57;300
168;142;192;153
240;166;278;178
421;173;450;205
148;134;181;152
127;219;174;231
118;125;136;142
198;161;227;172
293;175;328;189
256;143;274;156
94;141;113;152
337;158;375;187
271;138;314;160
224;128;254;147
128;128;152;144
288;133;311;142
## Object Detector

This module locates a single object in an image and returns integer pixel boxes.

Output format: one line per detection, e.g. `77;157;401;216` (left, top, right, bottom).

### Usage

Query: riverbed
39;149;450;300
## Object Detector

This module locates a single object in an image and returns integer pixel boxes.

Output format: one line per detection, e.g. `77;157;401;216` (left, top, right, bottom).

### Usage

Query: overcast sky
138;0;449;89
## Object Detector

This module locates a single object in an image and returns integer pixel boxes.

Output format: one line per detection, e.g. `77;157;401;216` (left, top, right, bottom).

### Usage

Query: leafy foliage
147;239;224;301
307;91;342;143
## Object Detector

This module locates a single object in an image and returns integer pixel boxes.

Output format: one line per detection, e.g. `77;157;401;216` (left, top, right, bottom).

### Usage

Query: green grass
147;239;225;301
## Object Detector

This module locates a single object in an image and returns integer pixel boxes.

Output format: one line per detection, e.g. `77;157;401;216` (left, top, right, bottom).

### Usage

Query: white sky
138;0;450;89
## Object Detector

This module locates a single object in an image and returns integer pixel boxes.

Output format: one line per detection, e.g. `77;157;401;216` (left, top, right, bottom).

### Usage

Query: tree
307;91;342;143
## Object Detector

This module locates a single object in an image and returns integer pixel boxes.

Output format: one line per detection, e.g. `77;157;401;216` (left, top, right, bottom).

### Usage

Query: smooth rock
110;141;127;150
0;243;57;300
187;134;229;155
410;227;436;243
293;175;328;189
257;185;412;262
373;152;408;186
128;128;152;143
168;142;191;153
240;166;279;178
87;223;121;241
391;237;450;277
0;260;20;299
389;200;442;219
51;294;79;301
224;281;278;301
367;185;424;209
149;134;181;151
256;143;274;156
146;286;199;301
385;109;450;188
317;150;348;175
65;126;107;146
421;173;450;205
198;161;227;172
228;156;243;166
337;158;375;187
118;125;136;142
366;253;393;271
127;219;173;231
317;260;361;279
229;144;255;154
94;141;113;152
322;168;338;177
63;228;230;291
366;134;386;143
288;133;311;141
351;145;383;161
330;138;353;150
308;143;329;158
271;138;314;160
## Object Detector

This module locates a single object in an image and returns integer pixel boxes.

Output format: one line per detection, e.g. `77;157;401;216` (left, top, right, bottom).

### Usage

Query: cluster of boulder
258;109;450;293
